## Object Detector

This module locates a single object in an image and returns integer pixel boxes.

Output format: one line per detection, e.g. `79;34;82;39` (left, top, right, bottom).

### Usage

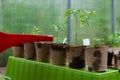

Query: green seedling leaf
79;14;87;24
89;10;96;16
31;26;43;34
52;24;59;32
64;9;73;19
74;9;81;17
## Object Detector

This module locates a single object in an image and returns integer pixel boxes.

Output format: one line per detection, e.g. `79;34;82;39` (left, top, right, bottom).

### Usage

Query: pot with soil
12;44;24;58
24;42;36;60
85;46;109;72
50;43;67;66
65;46;86;69
107;48;114;67
35;42;50;62
112;48;120;68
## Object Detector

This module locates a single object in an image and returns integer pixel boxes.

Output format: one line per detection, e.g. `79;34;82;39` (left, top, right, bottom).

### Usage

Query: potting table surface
5;56;120;80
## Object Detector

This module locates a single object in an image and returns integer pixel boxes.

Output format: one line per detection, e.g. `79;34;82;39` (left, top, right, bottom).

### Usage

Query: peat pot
85;46;109;72
107;48;114;67
66;46;86;69
12;44;24;58
50;43;67;66
112;48;120;68
24;42;36;60
35;42;50;62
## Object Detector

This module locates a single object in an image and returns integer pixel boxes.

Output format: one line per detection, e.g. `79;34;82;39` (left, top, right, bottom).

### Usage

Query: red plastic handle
0;32;53;53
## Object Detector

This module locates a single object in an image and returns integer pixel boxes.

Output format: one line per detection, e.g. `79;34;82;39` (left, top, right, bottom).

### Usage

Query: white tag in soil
83;39;90;46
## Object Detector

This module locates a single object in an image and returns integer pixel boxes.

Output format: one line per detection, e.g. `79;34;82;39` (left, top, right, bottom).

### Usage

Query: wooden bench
5;56;120;80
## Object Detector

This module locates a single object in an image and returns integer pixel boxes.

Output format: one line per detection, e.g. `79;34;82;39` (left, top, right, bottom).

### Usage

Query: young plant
64;9;82;46
31;26;43;34
64;9;96;46
105;32;120;47
51;24;64;43
94;38;106;47
80;9;96;46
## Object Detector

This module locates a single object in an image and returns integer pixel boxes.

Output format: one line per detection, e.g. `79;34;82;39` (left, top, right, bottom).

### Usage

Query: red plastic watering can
0;32;53;53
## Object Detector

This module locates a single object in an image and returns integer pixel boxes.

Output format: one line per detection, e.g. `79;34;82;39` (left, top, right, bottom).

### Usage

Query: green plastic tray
5;56;120;80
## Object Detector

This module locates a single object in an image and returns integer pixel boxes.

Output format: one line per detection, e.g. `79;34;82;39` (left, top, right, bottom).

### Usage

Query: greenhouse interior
0;0;120;80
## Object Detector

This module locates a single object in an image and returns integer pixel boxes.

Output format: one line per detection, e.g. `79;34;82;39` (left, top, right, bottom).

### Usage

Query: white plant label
83;39;90;46
108;48;113;53
63;37;67;44
114;50;119;55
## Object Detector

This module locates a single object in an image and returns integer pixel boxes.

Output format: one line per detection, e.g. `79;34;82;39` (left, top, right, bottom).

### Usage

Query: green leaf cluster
64;9;95;24
80;10;96;24
51;24;64;33
31;26;43;34
64;9;81;19
93;38;106;47
50;24;65;43
105;32;120;47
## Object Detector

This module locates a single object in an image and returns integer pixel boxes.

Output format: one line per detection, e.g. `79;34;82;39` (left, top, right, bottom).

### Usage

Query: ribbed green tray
5;56;120;80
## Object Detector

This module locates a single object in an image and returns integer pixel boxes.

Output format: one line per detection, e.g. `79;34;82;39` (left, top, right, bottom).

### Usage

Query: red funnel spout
0;32;53;53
